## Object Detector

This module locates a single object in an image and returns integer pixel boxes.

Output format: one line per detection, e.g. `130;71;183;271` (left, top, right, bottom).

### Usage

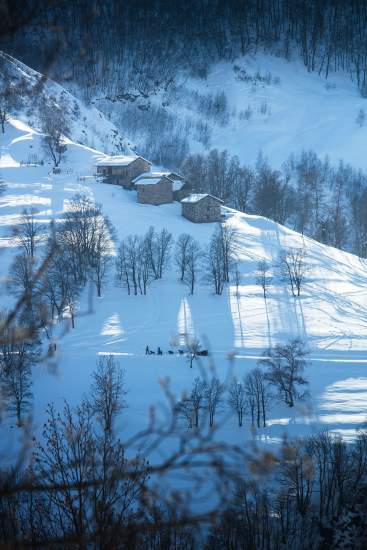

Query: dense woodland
6;0;367;95
182;149;367;257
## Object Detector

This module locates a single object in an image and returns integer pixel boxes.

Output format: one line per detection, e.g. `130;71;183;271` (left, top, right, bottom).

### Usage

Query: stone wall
181;196;222;223
137;178;173;205
97;158;151;189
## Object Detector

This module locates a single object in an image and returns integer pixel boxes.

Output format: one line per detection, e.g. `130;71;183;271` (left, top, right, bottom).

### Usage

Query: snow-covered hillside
99;53;367;169
0;51;133;155
1;118;367;449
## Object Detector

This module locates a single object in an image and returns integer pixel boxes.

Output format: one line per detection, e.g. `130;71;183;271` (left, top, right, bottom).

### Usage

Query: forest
5;0;367;96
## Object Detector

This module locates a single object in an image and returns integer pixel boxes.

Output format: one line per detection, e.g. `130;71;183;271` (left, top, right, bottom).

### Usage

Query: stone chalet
181;193;224;223
134;173;173;205
132;171;190;205
95;155;152;189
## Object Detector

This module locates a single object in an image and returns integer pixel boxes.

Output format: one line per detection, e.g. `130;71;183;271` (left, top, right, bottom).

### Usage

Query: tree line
7;1;367;97
0;351;366;548
182;148;367;258
178;338;309;430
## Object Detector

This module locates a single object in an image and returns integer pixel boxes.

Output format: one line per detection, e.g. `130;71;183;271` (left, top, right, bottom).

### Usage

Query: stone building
95;155;151;189
172;178;192;202
181;194;224;223
135;174;173;205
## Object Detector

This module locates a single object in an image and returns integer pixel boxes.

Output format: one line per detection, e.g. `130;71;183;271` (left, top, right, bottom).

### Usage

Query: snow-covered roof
132;171;183;184
135;177;164;186
132;171;163;183
95;155;151;167
181;193;223;204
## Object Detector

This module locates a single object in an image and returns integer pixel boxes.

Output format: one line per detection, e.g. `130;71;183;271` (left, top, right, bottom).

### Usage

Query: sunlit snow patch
101;314;124;337
0;153;20;168
177;298;195;345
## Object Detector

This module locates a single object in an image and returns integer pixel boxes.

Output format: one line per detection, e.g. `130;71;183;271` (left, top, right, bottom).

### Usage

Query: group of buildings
95;155;223;223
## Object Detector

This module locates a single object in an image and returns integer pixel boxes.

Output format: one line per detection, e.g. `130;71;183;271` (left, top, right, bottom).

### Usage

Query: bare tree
259;339;309;408
186;337;201;368
0;314;39;426
177;395;195;429
40;103;69;168
138;234;154;295
205;231;225;295
183;238;202;295
32;399;147;547
175;233;192;281
279;248;307;297
244;368;271;428
232;262;242;296
190;377;207;428
0;69;20;133
204;377;224;427
228;378;246;427
59;195;108;288
219;224;237;283
156;227;173;279
116;239;132;295
145;226;172;280
12;207;43;260
255;260;272;300
116;232;154;296
89;214;113;297
91;355;127;434
279;441;314;517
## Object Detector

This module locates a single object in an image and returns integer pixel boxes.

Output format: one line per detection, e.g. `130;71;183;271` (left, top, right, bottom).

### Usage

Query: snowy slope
0;51;133;155
113;53;367;169
1;119;367;447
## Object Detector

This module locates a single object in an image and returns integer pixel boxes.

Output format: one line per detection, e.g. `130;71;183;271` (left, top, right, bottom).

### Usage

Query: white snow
0;51;133;155
134;177;163;186
1;115;367;451
181;193;223;203
95;155;140;166
142;52;367;170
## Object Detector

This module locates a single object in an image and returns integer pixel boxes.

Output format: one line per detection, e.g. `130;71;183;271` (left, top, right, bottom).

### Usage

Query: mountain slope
1;118;367;446
0;51;133;155
95;53;367;169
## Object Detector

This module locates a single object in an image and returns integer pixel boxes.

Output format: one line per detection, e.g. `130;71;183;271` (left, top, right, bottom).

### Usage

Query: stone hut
181;194;224;223
135;174;173;205
95;155;151;189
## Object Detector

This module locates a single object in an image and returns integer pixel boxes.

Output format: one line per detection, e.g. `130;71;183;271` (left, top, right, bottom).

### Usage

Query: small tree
183;239;202;295
190;377;206;428
0;71;20;133
89;214;113;297
186;337;201;368
175;233;192;281
279;248;307;297
205;232;225;295
218;224;237;283
259;339;309;407
91;355;127;434
244;368;271;428
146;226;172;280
228;378;246;427
12;207;43;260
204;378;224;427
40;104;69;168
255;260;272;299
0;314;40;426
